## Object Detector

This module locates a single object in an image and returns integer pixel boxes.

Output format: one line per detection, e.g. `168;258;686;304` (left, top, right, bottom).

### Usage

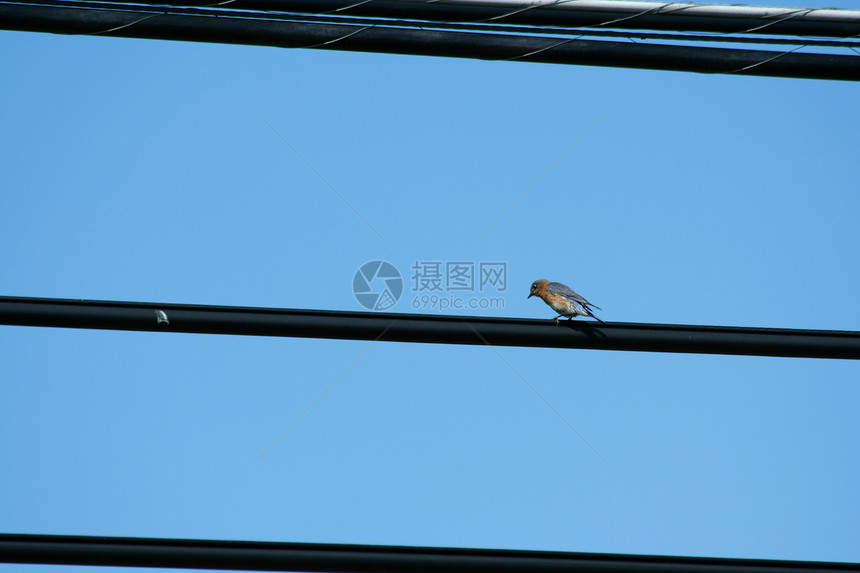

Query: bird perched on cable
529;279;604;324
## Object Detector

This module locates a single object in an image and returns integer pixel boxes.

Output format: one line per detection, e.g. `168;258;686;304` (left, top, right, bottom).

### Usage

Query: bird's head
528;279;550;299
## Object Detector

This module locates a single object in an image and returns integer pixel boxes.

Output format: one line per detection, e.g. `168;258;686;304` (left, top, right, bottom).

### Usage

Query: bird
528;279;604;324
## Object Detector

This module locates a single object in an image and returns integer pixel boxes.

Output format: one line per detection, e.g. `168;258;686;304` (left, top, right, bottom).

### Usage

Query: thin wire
255;323;393;461
723;44;806;75
297;24;373;48
466;323;608;463
85;11;162;34
735;8;813;34
504;34;584;61
591;6;663;28
468;111;603;248
255;110;393;249
479;0;565;23
325;0;373;14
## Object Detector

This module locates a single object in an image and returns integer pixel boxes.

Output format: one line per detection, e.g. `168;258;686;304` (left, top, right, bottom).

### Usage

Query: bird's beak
527;292;534;299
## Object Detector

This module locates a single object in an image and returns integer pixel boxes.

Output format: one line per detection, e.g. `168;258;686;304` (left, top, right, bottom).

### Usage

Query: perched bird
528;279;604;324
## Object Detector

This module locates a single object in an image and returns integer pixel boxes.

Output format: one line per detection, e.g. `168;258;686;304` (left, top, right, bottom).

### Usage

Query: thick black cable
1;3;858;80
7;0;860;49
19;0;860;38
1;533;859;572
1;296;858;359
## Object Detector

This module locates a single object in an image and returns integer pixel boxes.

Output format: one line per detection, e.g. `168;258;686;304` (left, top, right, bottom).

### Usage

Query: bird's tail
586;308;605;324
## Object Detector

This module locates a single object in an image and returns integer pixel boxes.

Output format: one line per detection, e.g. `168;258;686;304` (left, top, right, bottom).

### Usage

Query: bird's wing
546;282;599;309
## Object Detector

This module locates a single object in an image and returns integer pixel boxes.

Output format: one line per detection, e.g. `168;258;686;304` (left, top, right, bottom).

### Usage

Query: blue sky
2;1;859;570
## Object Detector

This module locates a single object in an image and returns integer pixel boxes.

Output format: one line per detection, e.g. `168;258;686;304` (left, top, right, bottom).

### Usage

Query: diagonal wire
736;8;813;34
468;112;603;248
85;11;162;35
723;44;806;75
326;0;373;14
479;0;559;23
505;34;584;61
255;110;393;249
298;25;373;49
466;323;608;464
255;323;393;461
592;5;665;28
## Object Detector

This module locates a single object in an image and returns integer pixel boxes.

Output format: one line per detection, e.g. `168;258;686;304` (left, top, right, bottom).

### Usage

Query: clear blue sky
2;1;859;570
